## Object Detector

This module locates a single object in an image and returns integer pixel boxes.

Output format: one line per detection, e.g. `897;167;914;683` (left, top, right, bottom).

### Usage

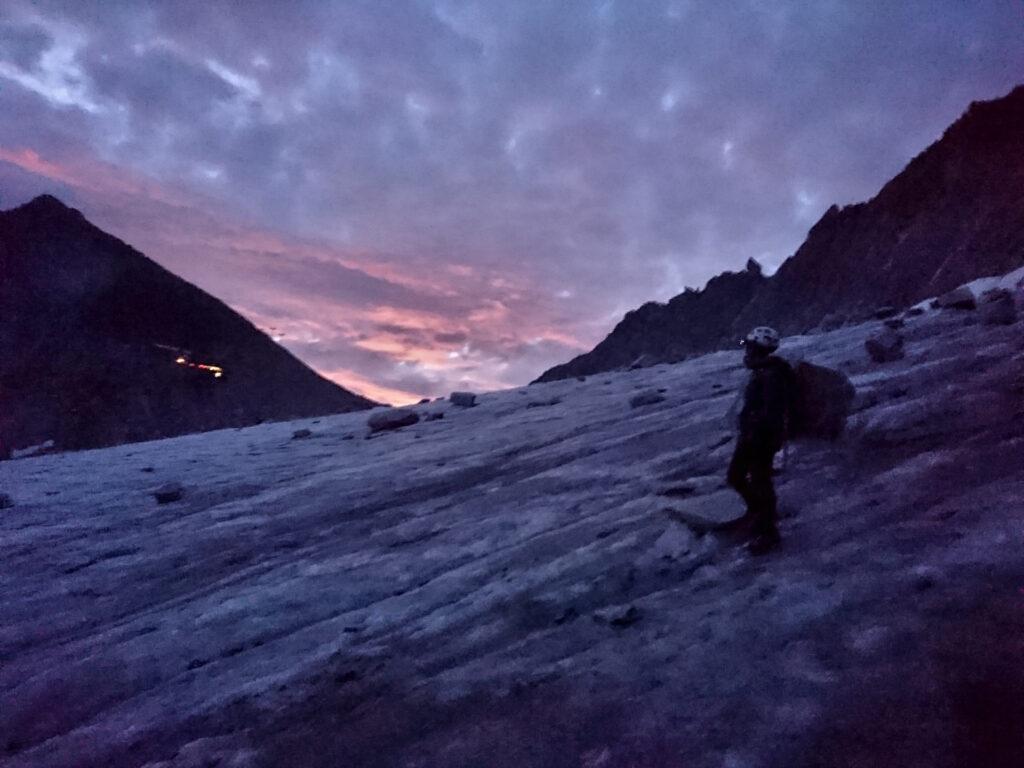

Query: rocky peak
9;194;84;221
537;83;1024;383
0;197;376;451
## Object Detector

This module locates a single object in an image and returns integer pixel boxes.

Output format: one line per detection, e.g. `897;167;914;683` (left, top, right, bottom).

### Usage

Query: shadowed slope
0;195;375;452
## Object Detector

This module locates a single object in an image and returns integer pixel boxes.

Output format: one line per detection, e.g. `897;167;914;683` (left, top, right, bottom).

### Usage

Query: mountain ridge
0;195;376;453
536;84;1024;383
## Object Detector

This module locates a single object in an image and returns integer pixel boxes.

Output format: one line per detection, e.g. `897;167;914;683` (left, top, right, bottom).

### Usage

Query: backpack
785;360;856;441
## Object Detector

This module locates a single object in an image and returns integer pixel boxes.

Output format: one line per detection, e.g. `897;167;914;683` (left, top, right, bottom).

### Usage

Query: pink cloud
1;144;592;400
321;369;424;407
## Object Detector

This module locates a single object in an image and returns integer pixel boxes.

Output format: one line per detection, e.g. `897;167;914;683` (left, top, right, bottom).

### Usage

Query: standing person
727;326;795;555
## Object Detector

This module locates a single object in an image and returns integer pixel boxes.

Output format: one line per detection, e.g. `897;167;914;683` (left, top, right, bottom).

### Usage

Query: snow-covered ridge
2;293;1024;767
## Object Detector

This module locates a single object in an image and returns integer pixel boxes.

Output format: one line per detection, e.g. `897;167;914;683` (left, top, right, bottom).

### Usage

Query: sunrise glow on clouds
2;1;1021;403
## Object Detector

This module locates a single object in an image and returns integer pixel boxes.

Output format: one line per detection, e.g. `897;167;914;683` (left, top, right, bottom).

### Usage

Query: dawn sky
1;0;1021;403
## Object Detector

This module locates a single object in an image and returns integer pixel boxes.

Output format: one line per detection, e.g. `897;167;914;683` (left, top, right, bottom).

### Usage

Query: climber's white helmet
743;326;781;353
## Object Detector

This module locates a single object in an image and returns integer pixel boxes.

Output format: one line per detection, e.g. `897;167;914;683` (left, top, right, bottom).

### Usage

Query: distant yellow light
172;354;224;377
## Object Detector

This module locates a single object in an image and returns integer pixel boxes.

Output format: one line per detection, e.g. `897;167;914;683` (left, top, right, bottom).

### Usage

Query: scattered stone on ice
449;391;477;407
291;428;312;440
594;604;642;628
661;489;746;532
527;397;562;408
932;286;976;310
368;409;420;433
154;483;184;504
638;525;695;566
979;287;1017;325
865;329;905;363
630;390;666;408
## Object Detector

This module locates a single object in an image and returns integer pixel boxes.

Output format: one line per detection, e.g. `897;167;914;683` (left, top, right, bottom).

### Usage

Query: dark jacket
739;355;795;449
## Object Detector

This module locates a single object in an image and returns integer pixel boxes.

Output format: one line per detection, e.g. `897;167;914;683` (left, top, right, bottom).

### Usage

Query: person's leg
747;446;780;546
727;440;755;510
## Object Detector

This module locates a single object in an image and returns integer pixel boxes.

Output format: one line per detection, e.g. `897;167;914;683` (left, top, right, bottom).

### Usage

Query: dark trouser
726;438;779;537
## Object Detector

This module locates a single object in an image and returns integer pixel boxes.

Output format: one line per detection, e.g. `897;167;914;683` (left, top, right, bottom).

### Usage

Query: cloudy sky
1;1;1021;403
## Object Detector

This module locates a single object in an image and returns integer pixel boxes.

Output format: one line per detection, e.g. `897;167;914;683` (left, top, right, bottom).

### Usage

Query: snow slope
2;305;1024;768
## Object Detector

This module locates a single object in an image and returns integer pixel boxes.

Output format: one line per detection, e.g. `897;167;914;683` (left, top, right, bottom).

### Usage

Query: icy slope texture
2;306;1024;767
537;84;1024;382
0;195;375;454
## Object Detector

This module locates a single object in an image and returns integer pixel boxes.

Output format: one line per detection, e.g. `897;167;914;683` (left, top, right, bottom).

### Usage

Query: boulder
527;397;562;408
874;306;900;319
883;317;905;330
865;330;905;363
594;604;642;628
449;391;477;407
629;390;666;408
291;428;312;440
648;526;695;561
154;483;184;504
367;408;420;433
662;489;746;532
423;411;445;422
982;286;1015;303
979;288;1017;325
789;361;857;440
904;306;926;317
660;474;723;499
932;286;976;311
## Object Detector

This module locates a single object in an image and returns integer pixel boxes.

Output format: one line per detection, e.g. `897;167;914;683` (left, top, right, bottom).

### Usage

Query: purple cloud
1;0;1021;402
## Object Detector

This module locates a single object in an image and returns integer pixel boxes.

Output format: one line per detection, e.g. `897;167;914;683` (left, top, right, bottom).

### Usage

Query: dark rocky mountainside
543;259;767;381
537;84;1024;383
0;195;375;452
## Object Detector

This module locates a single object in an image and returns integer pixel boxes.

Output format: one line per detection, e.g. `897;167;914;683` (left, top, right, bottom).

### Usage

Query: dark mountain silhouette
0;195;375;453
537;84;1024;383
